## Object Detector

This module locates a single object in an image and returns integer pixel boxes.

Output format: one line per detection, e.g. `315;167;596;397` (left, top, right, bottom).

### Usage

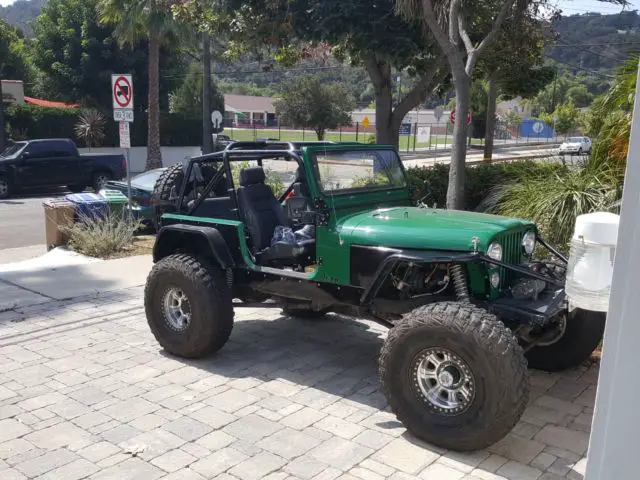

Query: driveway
0;288;595;480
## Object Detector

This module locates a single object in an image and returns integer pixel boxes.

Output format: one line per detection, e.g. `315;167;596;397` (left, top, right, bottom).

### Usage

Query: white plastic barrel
565;212;620;312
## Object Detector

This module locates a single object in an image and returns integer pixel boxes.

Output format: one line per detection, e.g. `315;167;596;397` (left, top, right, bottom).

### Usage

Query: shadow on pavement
170;312;395;415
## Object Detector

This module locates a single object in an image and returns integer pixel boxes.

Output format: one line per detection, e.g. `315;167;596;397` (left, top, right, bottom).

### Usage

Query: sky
0;0;639;11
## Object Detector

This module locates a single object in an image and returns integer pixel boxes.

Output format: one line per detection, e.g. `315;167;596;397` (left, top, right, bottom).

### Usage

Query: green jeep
145;142;605;451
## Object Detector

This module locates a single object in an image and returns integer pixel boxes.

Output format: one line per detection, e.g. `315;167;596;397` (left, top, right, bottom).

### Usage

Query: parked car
559;136;592;155
213;134;233;151
0;139;126;199
104;168;166;225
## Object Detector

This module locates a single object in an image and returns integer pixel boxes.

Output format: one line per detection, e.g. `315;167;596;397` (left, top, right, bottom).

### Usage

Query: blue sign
520;119;554;138
399;123;412;135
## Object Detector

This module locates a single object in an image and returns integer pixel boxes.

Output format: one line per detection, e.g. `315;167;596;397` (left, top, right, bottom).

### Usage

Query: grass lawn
222;128;476;151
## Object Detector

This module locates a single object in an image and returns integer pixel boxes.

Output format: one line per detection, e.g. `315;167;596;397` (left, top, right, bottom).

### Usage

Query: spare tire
151;163;185;230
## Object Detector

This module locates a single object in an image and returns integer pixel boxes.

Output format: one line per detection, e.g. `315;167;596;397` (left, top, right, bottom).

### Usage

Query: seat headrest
239;167;265;187
295;166;306;182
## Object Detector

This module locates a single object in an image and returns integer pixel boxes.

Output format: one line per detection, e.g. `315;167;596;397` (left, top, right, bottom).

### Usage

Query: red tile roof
24;96;80;109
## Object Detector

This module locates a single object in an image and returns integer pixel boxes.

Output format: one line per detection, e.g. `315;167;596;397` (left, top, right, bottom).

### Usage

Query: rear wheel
525;308;605;372
93;171;113;191
0;177;11;199
144;253;234;358
380;302;529;451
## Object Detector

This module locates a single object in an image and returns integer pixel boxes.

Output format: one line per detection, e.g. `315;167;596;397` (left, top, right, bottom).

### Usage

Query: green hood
338;207;534;251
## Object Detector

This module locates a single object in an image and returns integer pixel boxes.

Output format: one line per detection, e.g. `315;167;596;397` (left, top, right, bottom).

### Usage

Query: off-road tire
0;176;11;199
92;171;113;192
380;302;529;451
144;253;234;358
525;308;605;372
150;163;184;229
67;184;85;193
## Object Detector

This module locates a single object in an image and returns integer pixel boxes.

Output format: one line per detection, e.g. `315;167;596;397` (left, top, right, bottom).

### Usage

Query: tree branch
476;0;516;55
448;0;463;47
457;13;473;54
420;0;452;56
391;56;446;127
363;53;385;88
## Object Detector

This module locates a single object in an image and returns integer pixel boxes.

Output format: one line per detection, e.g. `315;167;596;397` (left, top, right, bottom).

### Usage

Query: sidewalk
0;250;152;311
0;254;595;480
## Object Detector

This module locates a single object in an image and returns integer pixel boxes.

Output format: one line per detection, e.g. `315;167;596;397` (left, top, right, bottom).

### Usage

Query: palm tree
98;0;185;170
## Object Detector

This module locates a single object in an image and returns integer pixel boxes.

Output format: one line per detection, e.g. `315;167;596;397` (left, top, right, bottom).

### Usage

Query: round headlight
487;242;503;261
522;231;536;255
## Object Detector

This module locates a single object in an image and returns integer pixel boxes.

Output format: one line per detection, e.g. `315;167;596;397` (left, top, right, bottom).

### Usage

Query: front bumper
559;147;581;154
488;287;566;326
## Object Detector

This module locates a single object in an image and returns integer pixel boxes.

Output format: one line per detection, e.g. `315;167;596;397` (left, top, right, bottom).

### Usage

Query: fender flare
153;223;234;270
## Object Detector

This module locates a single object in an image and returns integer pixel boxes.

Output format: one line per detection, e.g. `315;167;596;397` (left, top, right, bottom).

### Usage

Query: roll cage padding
153;224;234;269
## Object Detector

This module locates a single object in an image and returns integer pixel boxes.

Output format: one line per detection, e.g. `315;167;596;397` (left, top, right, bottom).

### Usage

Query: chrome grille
496;230;524;288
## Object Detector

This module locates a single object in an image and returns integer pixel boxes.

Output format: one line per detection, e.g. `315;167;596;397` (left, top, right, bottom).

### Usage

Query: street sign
119;121;131;149
114;109;134;122
434;106;444;122
112;74;134;111
211;110;224;133
362;116;370;128
449;109;472;125
399;123;411;135
417;126;431;143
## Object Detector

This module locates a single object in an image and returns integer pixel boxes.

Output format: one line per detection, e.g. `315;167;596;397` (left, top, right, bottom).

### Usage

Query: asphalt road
0;189;68;250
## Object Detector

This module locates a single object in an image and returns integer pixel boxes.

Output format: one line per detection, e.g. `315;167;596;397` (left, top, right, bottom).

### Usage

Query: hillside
0;0;46;37
548;11;640;71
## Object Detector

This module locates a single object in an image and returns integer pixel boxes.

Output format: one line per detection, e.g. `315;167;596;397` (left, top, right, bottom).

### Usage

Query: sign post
112;74;134;218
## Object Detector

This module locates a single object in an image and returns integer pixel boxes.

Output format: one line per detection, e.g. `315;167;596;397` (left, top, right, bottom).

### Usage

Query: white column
585;59;640;480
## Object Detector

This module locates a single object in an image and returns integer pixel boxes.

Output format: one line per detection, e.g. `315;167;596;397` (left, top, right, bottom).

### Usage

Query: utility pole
0;72;5;151
202;32;213;154
551;68;558;109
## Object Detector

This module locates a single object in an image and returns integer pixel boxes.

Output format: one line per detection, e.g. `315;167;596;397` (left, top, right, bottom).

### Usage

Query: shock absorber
450;265;470;303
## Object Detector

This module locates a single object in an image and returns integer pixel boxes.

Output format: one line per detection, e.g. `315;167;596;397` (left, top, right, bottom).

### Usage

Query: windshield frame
308;146;408;197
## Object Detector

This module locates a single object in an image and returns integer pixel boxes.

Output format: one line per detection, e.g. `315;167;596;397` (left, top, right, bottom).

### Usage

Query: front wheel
380;302;529;451
525;308;605;372
144;254;234;358
0;177;11;199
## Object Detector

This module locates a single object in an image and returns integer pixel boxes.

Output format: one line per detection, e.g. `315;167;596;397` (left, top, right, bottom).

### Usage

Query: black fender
153;224;234;270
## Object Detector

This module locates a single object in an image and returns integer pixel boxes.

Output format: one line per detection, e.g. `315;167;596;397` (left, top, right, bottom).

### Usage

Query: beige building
224;94;277;126
1;80;25;105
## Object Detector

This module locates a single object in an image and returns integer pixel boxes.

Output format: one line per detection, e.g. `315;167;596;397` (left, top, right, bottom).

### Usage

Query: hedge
405;160;565;211
4;104;203;147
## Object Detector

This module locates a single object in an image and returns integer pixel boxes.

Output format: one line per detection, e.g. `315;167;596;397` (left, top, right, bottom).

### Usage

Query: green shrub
61;212;142;258
405;160;565;210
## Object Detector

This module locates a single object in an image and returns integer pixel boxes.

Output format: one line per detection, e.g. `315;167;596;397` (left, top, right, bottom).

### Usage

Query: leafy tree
31;0;184;111
171;63;225;118
477;6;556;160
175;0;448;148
565;85;594;108
0;19;30;149
98;0;191;169
274;77;354;140
540;101;581;134
397;0;529;209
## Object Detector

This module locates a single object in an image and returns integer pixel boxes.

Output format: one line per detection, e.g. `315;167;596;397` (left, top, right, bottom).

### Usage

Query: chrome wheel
0;179;9;198
162;287;192;332
94;174;110;190
412;348;475;414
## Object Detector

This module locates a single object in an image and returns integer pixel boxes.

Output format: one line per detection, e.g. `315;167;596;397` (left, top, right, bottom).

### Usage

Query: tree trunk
483;75;498;161
146;35;162;170
202;32;213;154
446;70;471;210
315;128;325;140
